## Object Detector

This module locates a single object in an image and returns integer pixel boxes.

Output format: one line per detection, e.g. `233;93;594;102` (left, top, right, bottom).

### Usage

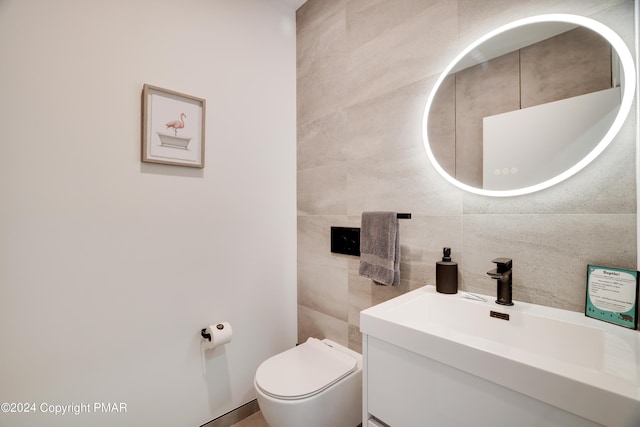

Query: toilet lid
255;338;358;400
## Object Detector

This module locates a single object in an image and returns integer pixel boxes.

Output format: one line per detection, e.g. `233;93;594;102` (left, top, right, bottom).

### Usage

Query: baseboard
200;400;260;427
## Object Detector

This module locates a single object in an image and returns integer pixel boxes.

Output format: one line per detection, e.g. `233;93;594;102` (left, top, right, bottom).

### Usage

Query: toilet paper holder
201;323;225;342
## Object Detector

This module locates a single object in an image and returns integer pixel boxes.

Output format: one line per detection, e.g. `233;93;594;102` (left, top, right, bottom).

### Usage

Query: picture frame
141;84;206;168
585;264;638;329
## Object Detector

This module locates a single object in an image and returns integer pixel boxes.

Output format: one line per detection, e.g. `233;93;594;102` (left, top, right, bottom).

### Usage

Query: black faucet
487;258;513;306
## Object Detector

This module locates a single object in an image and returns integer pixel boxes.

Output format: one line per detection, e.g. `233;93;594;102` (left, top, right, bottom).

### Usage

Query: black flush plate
330;227;360;256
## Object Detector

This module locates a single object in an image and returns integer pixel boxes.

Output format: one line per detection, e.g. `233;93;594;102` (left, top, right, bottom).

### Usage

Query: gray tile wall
296;0;637;351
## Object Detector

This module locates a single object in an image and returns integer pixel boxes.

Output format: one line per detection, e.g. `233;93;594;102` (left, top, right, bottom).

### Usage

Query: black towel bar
397;213;411;219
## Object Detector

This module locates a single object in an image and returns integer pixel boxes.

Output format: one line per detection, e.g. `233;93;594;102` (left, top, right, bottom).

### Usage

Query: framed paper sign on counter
142;84;205;168
585;265;638;329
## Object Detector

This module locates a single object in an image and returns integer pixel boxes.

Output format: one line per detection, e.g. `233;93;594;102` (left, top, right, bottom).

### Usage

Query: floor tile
230;411;269;427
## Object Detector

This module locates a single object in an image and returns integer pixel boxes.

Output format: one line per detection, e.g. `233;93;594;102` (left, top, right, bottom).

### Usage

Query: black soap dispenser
436;247;458;294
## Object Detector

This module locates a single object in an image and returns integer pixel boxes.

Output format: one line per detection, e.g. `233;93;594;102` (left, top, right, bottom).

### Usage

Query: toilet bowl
254;337;363;427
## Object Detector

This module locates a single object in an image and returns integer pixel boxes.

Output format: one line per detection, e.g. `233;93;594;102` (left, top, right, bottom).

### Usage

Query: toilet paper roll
202;322;232;350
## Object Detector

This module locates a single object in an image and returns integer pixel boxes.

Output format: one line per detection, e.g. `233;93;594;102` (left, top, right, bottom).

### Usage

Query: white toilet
254;337;363;427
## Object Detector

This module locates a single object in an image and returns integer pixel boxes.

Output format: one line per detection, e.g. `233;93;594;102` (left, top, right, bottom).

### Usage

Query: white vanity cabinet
360;286;640;427
362;335;601;427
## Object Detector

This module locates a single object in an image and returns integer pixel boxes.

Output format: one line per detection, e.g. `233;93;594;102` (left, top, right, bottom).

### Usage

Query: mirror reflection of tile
429;26;613;190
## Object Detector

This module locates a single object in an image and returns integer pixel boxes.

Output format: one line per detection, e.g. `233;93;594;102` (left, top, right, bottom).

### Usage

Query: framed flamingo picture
141;84;206;168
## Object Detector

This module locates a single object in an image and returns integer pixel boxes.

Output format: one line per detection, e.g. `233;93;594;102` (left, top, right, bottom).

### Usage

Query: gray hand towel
359;211;400;286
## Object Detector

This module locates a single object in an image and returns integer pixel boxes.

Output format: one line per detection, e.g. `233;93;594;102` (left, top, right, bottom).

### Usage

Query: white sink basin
386;287;605;369
361;285;640;426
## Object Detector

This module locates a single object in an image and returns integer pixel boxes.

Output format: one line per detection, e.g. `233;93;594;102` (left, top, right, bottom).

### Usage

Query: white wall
0;1;297;426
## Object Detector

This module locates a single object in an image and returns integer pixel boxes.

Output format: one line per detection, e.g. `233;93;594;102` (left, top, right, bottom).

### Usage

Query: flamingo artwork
165;113;186;136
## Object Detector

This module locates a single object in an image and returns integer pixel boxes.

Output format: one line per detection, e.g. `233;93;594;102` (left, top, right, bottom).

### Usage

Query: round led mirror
422;14;635;197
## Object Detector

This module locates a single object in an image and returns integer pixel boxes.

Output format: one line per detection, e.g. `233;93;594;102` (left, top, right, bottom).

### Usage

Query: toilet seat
255;338;358;400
